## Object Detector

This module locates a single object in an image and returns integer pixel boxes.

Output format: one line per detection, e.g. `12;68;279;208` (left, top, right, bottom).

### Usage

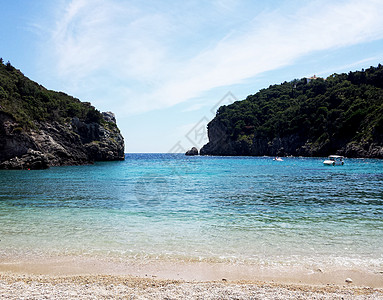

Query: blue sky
1;0;383;153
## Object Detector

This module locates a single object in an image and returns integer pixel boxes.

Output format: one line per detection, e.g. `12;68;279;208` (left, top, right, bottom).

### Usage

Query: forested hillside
0;60;103;129
201;65;383;157
0;60;124;169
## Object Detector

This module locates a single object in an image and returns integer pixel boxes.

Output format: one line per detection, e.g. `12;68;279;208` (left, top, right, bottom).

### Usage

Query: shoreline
0;255;382;288
0;272;382;299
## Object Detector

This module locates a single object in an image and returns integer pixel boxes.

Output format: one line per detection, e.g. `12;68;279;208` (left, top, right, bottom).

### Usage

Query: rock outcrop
201;65;383;158
0;149;49;170
0;110;124;169
0;61;125;169
200;118;383;157
185;147;199;156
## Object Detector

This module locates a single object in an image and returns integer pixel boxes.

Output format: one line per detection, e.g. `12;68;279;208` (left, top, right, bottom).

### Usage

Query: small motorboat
273;157;283;161
323;155;344;166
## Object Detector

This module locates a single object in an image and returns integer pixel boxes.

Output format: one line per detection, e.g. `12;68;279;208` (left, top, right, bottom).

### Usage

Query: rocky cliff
200;118;383;157
201;65;383;158
0;61;124;169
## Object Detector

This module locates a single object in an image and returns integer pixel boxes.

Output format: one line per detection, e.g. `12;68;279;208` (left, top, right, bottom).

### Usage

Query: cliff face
200;118;383;157
0;62;124;169
201;65;383;158
0;111;124;169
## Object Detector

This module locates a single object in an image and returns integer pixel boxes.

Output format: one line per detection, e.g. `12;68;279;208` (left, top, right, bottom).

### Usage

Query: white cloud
43;0;383;115
182;102;209;113
316;56;383;78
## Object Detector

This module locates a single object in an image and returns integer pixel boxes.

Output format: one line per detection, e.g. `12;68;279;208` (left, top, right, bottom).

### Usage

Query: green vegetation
0;60;103;129
213;64;383;155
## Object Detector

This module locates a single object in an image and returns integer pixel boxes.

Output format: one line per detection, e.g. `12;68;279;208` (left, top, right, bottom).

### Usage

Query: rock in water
185;147;199;156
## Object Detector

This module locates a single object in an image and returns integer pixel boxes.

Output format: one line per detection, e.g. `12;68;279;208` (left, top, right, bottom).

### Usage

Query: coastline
0;255;382;299
0;273;382;299
1;155;382;298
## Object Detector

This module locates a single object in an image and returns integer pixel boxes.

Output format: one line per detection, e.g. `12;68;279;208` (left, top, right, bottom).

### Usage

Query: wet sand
0;255;382;299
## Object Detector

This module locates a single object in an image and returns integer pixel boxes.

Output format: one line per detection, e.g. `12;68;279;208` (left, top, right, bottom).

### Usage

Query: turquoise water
0;154;382;269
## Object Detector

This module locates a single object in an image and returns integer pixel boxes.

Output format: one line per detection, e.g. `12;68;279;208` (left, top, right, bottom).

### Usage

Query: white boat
323;155;344;166
273;157;283;161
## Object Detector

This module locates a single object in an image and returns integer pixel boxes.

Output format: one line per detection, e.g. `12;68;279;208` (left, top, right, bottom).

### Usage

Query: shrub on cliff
0;60;103;129
207;64;383;156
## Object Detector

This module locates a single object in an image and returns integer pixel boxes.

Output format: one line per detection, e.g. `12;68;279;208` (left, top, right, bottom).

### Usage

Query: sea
0;154;382;272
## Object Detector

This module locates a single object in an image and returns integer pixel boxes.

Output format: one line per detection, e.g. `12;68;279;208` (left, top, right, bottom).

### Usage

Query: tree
204;64;383;157
5;61;13;71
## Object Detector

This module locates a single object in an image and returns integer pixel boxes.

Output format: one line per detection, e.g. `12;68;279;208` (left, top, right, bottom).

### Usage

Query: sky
1;0;383;153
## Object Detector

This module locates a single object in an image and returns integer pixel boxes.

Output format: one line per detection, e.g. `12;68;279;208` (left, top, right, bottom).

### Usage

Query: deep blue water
0;154;382;268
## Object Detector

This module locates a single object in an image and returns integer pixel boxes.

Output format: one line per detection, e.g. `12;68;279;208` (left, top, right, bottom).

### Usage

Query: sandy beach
1;273;382;299
0;256;382;299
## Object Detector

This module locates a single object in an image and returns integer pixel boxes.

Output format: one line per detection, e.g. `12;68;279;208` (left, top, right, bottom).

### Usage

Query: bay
0;154;382;270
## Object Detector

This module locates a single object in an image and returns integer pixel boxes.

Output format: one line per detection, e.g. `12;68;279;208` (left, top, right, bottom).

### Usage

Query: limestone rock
200;117;383;158
0;149;49;170
102;111;116;124
185;147;199;156
0;111;124;170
